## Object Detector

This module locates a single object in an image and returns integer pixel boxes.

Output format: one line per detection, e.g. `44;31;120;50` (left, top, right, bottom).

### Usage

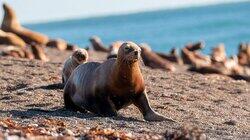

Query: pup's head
72;49;88;64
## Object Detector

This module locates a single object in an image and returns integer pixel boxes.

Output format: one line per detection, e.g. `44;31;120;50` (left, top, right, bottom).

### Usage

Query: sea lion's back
72;62;101;87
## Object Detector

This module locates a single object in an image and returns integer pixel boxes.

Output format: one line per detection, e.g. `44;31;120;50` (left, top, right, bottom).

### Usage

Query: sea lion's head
89;36;102;44
118;42;141;64
72;49;88;64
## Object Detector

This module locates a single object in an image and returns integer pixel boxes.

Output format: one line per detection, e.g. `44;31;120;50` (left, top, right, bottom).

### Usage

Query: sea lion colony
0;4;250;118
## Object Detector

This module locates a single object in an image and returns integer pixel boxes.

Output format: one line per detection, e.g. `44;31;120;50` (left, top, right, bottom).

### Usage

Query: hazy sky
0;0;248;24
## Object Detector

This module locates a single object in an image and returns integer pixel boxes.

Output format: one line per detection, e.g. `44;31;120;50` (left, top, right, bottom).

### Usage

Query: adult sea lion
0;30;26;48
107;41;123;59
156;48;183;65
64;42;174;121
89;36;109;52
62;49;88;84
211;43;226;63
140;43;175;71
1;3;49;45
238;43;250;66
46;39;67;51
185;41;204;52
181;47;211;67
0;45;25;58
30;43;49;62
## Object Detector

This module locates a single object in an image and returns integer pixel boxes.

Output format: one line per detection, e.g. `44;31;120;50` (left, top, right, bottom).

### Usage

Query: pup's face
72;49;88;64
118;42;141;63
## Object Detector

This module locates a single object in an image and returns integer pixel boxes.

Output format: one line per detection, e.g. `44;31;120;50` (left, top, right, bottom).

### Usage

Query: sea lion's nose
134;51;138;56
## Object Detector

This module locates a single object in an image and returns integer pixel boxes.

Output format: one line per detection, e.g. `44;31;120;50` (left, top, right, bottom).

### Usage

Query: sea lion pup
30;43;49;62
107;41;123;59
46;39;67;51
211;43;227;63
140;43;175;71
64;42;174;121
62;49;88;84
1;3;49;45
0;30;26;48
89;36;109;52
156;48;183;65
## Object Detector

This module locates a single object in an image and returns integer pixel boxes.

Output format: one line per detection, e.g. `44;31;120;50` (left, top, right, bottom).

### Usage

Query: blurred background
1;0;250;55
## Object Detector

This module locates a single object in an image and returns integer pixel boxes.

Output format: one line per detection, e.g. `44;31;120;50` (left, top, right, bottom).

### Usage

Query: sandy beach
0;48;249;139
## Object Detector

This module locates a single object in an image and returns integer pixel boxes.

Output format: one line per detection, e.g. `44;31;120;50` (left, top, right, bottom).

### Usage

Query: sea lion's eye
125;46;130;51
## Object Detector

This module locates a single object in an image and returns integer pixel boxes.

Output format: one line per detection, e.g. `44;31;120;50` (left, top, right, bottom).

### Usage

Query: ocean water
25;1;250;56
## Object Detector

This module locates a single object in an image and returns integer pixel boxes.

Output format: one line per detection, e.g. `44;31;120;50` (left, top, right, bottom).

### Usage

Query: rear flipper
64;82;87;113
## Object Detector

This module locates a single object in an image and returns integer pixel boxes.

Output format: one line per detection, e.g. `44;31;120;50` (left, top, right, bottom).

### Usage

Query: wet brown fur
0;30;26;48
64;42;173;121
140;44;175;71
1;3;49;45
89;36;109;52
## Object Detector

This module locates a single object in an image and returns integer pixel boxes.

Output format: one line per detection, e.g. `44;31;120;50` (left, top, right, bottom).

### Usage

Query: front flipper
133;90;175;122
96;95;118;117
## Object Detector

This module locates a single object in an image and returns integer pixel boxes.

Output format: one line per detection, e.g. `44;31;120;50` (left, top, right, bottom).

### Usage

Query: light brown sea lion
181;47;211;67
189;56;239;76
107;41;123;59
1;3;49;45
23;46;34;59
0;45;25;58
46;39;67;51
89;36;109;52
62;49;88;84
238;43;250;66
156;48;183;65
211;43;227;63
30;43;49;62
0;29;26;48
64;42;174;121
140;43;175;71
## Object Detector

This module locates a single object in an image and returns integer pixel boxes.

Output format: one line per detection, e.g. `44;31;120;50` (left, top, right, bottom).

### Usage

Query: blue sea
25;1;250;56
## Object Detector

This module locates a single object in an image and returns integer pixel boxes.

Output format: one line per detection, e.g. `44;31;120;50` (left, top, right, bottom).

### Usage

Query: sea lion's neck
113;59;143;86
1;6;21;29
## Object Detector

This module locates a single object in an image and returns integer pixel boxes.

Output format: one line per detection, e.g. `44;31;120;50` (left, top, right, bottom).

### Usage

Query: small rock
224;120;237;125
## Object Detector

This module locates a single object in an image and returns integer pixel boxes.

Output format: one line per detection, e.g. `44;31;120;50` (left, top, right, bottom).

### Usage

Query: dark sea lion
140;43;175;71
185;41;204;52
62;49;88;84
64;42;174;121
0;30;26;48
30;43;49;62
89;36;109;52
1;3;49;45
46;39;67;51
156;48;183;65
211;43;226;63
107;41;123;59
66;43;78;51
